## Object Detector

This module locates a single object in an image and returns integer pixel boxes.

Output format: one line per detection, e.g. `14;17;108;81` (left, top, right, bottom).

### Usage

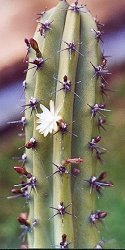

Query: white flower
36;100;62;137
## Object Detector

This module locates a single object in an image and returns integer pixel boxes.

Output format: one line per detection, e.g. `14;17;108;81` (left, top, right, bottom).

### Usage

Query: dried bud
19;137;37;150
14;166;32;178
94;136;101;143
24;38;30;47
17;213;30;227
72;168;81;176
29;38;39;52
11;188;23;194
65;158;84;164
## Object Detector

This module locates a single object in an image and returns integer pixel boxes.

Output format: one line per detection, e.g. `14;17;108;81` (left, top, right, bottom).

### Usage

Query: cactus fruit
9;0;113;248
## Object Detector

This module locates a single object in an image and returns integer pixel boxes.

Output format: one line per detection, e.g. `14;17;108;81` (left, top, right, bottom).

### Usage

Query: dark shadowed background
0;0;125;248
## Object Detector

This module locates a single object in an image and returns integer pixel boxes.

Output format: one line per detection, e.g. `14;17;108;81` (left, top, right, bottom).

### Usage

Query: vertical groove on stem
71;10;100;248
32;2;69;248
53;8;80;247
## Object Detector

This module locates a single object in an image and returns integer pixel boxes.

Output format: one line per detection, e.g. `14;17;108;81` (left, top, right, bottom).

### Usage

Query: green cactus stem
52;6;80;247
71;10;101;248
32;1;69;248
24;12;48;247
14;0;113;248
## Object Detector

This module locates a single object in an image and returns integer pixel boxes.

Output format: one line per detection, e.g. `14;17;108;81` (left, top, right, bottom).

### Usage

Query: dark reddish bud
25;141;35;149
97;211;107;219
24;38;41;60
17;213;30;227
60;234;70;249
29;38;39;52
11;188;23;194
24;38;30;47
63;75;68;82
24;38;31;62
62;234;67;242
7;186;30;201
72;168;80;176
18;137;37;150
18;214;38;242
29;38;41;58
94;136;101;143
31;58;41;66
14;166;26;175
14;166;32;179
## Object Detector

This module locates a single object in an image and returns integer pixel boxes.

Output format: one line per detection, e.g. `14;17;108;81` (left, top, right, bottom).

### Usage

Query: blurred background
0;0;125;248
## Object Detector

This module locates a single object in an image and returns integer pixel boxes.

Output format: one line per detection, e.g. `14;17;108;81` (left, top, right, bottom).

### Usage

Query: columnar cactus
8;0;113;248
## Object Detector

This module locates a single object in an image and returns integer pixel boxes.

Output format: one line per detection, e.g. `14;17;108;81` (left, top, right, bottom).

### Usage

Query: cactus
9;0;113;248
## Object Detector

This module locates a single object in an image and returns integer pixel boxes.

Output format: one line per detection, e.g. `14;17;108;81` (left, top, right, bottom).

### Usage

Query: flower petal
40;104;50;115
36;99;62;136
49;100;54;116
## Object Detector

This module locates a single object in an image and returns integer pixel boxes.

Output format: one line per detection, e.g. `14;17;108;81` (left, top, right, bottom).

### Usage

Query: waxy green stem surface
32;2;69;248
71;10;100;248
53;7;80;247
